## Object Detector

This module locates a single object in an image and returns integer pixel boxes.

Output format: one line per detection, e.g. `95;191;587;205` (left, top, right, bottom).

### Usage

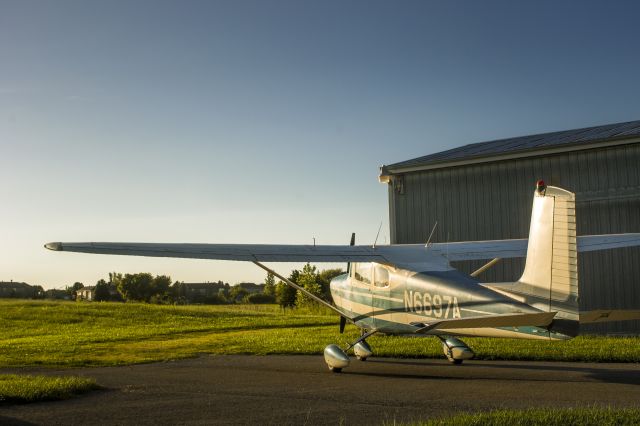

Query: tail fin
487;184;579;326
519;185;578;312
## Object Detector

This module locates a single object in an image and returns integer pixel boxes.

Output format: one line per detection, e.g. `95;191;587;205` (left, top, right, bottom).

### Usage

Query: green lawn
403;407;640;426
0;300;639;367
0;374;99;403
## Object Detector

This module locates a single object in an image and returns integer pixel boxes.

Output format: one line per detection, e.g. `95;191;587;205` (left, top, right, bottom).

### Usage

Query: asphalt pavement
1;355;639;425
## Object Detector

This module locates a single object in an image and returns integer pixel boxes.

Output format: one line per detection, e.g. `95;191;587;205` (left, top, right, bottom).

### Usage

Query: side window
354;263;371;285
374;265;389;288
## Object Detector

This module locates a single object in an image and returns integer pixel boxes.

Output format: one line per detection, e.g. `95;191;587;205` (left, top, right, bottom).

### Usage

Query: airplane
45;181;640;372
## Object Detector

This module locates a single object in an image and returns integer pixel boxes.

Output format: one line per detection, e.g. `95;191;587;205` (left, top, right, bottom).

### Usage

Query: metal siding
390;143;640;334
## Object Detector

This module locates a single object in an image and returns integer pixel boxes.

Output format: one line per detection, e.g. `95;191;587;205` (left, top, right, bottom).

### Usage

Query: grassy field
402;407;640;425
0;374;99;403
0;300;639;367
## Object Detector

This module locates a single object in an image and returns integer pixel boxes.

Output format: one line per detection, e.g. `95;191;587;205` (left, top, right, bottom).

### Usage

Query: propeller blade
340;316;346;334
347;233;355;273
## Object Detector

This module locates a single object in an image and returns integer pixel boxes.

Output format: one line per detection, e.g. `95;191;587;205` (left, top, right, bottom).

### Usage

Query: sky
2;0;640;289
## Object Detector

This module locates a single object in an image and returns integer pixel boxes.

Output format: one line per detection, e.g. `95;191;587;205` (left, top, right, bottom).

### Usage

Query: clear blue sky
2;1;640;289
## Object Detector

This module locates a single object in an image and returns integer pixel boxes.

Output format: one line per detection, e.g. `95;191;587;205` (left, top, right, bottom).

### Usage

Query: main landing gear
438;336;475;364
323;329;376;373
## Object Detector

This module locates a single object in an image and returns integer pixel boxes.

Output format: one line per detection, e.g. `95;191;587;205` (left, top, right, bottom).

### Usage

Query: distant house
77;284;122;302
76;286;95;301
236;282;264;294
45;289;71;300
0;281;41;299
180;282;227;302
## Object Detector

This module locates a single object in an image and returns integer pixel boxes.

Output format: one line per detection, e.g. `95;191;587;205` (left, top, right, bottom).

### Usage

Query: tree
275;269;300;308
295;263;322;308
108;272;123;287
217;287;229;303
317;268;345;303
118;273;153;302
32;285;45;299
116;273;170;302
94;279;110;302
151;275;171;302
263;272;276;297
171;281;187;304
229;285;249;303
68;282;84;299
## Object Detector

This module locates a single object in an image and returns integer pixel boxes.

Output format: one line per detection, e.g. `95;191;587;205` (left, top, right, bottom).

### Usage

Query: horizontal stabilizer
579;310;640;324
413;311;557;333
577;234;640;252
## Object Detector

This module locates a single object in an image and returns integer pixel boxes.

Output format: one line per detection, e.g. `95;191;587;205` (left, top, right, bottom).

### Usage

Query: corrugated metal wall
388;143;640;335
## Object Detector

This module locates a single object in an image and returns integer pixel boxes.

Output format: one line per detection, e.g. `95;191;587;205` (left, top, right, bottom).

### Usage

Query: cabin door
371;264;391;329
352;263;375;329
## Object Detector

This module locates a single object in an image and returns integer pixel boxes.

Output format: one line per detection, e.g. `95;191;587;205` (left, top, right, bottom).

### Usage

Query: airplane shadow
347;358;640;386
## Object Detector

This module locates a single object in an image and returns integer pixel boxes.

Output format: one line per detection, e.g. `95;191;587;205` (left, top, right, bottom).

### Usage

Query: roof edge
380;135;640;178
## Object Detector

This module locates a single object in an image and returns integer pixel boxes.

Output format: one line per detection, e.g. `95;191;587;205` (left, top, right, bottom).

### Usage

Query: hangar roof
380;119;640;178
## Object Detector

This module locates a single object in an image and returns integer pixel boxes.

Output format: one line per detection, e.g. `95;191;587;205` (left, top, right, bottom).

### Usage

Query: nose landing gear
323;329;377;372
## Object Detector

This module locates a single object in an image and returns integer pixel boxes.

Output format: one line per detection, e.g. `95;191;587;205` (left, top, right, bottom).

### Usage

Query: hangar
379;120;640;335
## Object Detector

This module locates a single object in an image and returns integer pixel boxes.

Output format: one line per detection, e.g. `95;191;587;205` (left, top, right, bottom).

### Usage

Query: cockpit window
354;263;371;284
374;265;389;288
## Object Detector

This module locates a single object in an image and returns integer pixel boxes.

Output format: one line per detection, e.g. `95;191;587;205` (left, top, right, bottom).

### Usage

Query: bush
245;293;276;304
189;294;228;305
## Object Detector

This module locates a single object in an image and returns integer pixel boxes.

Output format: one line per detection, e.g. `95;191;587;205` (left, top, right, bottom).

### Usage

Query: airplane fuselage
329;263;573;340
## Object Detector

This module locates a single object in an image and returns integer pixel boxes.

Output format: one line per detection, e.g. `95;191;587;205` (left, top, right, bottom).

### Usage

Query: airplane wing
45;233;640;267
412;311;557;333
44;242;394;263
429;233;640;261
579;310;640;323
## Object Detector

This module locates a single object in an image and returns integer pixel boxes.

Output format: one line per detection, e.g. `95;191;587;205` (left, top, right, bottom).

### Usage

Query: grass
0;374;99;403
399;407;640;425
0;300;639;367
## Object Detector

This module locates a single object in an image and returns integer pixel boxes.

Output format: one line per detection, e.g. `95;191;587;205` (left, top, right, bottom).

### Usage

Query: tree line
68;264;345;307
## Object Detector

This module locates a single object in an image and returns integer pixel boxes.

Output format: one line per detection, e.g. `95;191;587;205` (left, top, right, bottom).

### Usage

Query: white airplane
45;181;640;372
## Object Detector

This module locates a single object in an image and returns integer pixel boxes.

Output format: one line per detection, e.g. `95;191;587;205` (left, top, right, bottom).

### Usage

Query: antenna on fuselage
425;221;438;248
372;221;383;249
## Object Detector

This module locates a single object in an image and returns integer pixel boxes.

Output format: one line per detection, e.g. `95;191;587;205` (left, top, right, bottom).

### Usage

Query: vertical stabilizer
519;185;578;307
486;183;579;326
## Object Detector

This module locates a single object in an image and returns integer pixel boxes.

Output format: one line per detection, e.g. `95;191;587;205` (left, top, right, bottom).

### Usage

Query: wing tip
45;242;63;251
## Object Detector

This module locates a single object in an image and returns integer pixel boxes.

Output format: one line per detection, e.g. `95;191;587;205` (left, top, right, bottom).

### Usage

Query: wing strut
470;258;501;277
252;261;353;321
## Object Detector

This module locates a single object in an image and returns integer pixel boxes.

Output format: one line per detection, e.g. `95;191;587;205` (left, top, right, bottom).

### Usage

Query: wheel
329;366;342;373
356;356;367;361
449;359;463;365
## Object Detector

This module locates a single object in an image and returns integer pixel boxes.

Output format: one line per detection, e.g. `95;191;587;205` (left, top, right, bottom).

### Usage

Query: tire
329;366;342;373
450;359;463;365
356;356;367;361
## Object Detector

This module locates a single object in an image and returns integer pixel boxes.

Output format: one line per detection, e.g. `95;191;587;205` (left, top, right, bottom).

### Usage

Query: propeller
346;232;355;274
